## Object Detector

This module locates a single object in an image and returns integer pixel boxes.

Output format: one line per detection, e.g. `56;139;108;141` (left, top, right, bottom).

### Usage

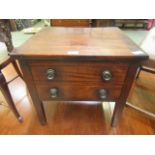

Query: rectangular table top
11;27;148;61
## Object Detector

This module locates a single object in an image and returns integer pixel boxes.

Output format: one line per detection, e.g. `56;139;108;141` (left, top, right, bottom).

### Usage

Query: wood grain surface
29;61;128;83
9;27;148;126
29;61;129;101
11;27;148;61
51;19;90;27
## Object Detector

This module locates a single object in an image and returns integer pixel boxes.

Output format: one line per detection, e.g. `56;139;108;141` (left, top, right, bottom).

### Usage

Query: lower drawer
35;82;123;101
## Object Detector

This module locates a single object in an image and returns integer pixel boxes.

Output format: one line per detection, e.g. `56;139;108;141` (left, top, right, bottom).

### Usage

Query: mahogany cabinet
10;27;148;127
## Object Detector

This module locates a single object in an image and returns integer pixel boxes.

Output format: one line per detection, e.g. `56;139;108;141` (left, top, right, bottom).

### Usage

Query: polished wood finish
111;64;138;126
19;59;46;125
0;64;155;134
10;27;148;127
36;82;122;101
11;27;147;61
0;70;22;121
30;61;128;101
30;61;128;83
11;59;23;78
0;19;23;121
51;19;90;27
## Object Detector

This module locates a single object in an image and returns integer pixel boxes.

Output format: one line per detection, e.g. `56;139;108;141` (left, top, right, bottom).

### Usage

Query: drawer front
29;61;129;85
35;82;123;101
29;61;129;101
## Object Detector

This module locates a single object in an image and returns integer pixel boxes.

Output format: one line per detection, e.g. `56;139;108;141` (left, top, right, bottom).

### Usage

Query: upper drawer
29;61;129;85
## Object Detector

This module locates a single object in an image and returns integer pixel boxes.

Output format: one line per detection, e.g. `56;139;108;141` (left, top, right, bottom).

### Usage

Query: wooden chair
136;27;155;78
0;19;23;122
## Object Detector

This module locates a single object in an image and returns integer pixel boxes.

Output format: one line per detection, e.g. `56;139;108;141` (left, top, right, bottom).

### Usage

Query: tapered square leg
111;64;138;127
111;101;125;127
19;60;47;125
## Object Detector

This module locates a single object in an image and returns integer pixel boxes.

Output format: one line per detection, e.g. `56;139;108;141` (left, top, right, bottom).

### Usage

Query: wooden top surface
11;27;148;61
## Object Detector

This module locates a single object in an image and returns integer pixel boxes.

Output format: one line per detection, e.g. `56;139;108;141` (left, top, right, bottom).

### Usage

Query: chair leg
5;39;13;52
11;59;23;79
136;65;142;79
0;71;23;122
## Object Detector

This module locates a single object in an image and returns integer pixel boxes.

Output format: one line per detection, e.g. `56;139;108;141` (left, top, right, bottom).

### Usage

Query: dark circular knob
49;88;58;98
46;69;55;80
98;89;107;99
102;70;112;81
